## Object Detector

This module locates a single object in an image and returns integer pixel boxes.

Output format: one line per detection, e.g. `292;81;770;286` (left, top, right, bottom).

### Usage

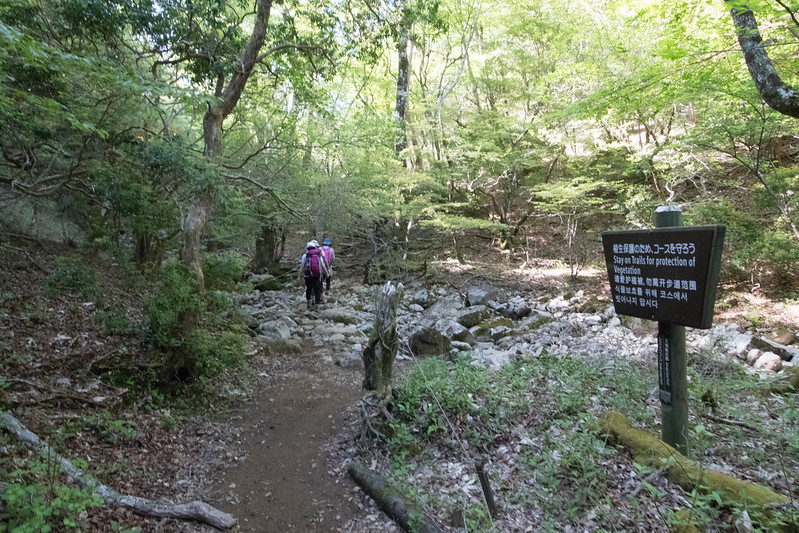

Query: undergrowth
375;351;799;532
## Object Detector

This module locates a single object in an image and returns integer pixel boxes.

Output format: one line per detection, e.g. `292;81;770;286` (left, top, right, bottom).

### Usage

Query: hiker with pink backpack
300;240;329;308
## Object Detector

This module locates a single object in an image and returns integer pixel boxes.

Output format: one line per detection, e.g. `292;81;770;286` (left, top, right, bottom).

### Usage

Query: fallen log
600;411;796;531
0;410;236;530
347;461;445;533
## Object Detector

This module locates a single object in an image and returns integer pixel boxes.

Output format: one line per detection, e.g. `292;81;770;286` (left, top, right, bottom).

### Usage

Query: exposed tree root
600;410;797;531
347;461;445;533
0;410;236;530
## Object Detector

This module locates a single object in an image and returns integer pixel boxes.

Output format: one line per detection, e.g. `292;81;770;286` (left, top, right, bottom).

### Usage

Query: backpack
304;248;323;278
321;245;333;267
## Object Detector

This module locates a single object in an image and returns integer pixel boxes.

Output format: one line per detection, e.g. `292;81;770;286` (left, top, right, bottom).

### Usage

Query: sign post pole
656;206;688;454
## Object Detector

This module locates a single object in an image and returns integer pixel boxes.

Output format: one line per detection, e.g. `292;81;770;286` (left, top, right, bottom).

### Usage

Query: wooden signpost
602;206;725;453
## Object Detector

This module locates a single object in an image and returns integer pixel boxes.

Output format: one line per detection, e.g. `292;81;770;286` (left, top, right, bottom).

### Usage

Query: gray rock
490;325;513;342
753;352;783;372
408;304;425;313
501;298;532;320
409;289;436;308
409;326;451;356
478;348;512;370
746;349;762;364
465;283;499;306
336;351;362;369
451;341;473;352
435;318;476;345
456;305;492;328
319;309;362;325
730;332;753;355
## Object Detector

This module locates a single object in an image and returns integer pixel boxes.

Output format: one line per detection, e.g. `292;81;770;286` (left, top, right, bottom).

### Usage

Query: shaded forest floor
1;235;798;531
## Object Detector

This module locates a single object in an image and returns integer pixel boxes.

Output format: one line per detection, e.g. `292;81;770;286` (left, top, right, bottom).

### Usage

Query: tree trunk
251;222;285;274
394;26;411;159
362;281;404;399
174;0;273;376
134;233;164;266
728;3;799;119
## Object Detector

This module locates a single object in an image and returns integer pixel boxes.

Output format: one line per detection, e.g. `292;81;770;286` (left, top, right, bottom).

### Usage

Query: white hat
306;241;316;249
310;240;320;247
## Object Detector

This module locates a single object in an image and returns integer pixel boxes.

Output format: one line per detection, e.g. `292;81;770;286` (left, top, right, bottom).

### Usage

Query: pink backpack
304;248;323;278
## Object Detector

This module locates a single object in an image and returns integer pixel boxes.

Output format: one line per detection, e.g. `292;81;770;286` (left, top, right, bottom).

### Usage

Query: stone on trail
409;326;451;357
753;352;782;372
456;305;492;328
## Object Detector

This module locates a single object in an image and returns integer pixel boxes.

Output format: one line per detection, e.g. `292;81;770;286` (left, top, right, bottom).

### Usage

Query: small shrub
44;256;98;298
189;329;247;377
144;259;204;349
201;251;247;291
3;456;101;531
94;308;130;334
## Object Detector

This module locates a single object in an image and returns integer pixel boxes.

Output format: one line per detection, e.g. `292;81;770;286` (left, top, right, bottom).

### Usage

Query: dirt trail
216;346;366;532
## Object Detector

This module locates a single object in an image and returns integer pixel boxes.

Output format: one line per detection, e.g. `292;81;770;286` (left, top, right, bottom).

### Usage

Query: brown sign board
601;226;725;329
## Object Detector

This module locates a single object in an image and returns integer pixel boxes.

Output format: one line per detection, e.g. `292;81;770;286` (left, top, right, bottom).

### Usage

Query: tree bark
394;25;411;158
251;222;285;273
728;3;799;119
347;462;445;533
176;0;274;368
180;0;273;291
362;281;404;399
0;410;236;529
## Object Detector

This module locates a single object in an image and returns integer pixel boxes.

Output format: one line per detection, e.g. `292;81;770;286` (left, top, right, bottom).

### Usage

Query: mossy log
347;462;444;533
0;410;236;529
770;366;799;395
600;411;796;530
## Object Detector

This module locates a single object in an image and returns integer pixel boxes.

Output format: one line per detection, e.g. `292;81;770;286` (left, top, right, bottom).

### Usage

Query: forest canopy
2;0;799;376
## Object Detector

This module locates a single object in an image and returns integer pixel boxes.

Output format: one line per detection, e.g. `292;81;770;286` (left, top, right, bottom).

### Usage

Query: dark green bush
143;259;203;349
44;256;98;298
201;251;247;291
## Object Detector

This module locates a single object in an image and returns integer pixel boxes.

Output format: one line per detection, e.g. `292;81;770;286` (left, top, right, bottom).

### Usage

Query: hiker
300;240;329;308
320;237;335;293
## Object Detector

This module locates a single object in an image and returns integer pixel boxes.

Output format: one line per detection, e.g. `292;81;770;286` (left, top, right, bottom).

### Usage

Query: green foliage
201;251;247;291
143;259;204;349
2;456;101;532
187;329;247;379
94;308;130;335
44;256;98;298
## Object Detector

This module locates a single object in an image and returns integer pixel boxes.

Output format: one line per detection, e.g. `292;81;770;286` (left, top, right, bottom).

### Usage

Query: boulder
501;297;532;320
771;328;797;346
258;317;295;339
465;283;499;307
408;288;436;308
477;348;512;370
456;305;492;328
451;341;473;353
409;326;451;357
435;319;475;345
408;304;425;313
745;348;762;364
335;351;362;369
753;352;783;372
